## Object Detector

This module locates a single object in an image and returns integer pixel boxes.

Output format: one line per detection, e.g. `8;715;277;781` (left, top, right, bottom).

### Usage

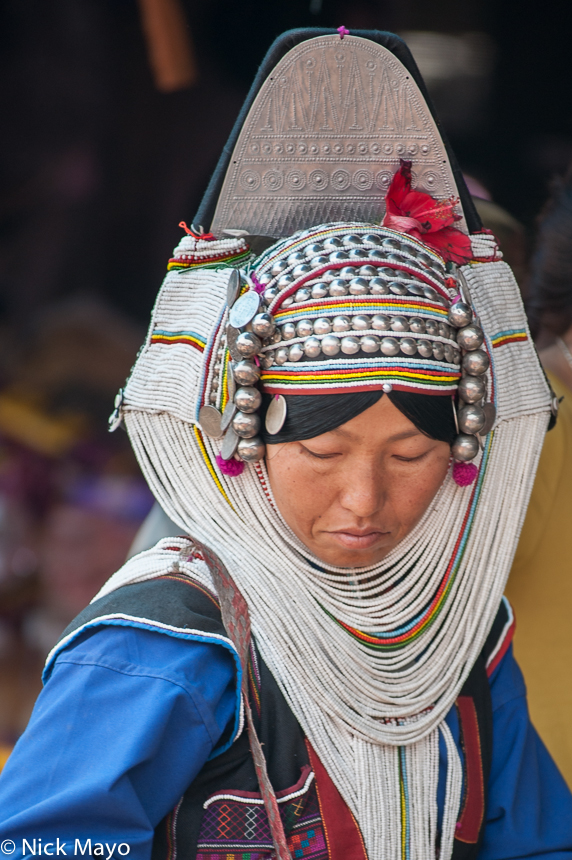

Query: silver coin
479;403;496;436
229;290;260;329
199;405;223;438
226;269;241;306
265;394;288;435
220;400;237;433
227;369;236;400
220;426;239;460
226;325;243;361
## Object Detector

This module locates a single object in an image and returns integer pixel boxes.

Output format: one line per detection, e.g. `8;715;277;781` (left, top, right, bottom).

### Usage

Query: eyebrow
327;426;422;443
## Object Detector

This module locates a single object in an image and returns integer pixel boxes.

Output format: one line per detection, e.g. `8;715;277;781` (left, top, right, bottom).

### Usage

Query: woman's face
265;395;451;567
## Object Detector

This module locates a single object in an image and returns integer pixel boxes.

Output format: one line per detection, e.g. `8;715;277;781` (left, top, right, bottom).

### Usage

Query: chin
315;541;393;569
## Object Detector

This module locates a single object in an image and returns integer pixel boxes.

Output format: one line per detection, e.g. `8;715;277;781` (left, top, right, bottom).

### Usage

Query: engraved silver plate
265;394;288;435
221;400;237;433
221;427;239;460
226;325;243;361
211;35;465;237
198;405;223;438
229;291;260;329
479;403;496;436
227;269;241;307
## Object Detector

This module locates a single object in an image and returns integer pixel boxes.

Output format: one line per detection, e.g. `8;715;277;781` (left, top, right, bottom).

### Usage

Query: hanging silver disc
478;403;496;436
220;399;237;433
226;325;243;361
227;269;241;306
198;405;223;439
229;290;260;329
221;427;239;460
227;367;237;400
265;394;287;435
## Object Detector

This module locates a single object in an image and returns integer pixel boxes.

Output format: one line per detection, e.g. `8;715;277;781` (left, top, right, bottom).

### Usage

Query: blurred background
0;0;571;763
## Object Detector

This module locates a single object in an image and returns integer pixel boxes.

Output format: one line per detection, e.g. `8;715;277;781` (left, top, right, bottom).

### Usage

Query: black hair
261;390;457;446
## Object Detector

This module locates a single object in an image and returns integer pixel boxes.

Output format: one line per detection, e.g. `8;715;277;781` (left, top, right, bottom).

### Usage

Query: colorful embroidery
151;330;206;352
491;329;528;348
196;768;327;860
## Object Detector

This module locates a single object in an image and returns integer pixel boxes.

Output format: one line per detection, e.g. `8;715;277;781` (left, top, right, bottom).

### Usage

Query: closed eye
300;444;341;460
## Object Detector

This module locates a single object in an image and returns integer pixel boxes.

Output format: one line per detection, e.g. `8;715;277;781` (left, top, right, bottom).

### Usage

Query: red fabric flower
382;161;472;264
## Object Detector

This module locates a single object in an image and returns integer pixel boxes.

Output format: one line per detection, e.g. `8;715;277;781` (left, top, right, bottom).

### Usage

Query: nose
337;459;385;520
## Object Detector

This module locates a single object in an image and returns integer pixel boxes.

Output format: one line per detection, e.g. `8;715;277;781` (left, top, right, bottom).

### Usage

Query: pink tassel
216;454;245;477
452;461;478;487
251;274;265;295
337;25;349;38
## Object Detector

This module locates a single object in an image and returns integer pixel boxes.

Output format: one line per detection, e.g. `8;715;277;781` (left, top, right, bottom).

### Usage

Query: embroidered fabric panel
196;774;327;859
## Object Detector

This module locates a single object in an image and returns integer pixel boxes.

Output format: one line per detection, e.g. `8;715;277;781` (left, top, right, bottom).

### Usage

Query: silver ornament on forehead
210;35;466;238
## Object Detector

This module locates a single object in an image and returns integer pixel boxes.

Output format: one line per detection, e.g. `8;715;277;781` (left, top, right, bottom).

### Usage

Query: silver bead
382;237;401;250
423;286;438;301
462;349;490;376
211;378;219;391
321;335;340;356
277;273;294;288
288;343;304;361
281;296;294;307
378;267;395;278
387;252;406;264
443;344;455;363
304;337;322;358
329;279;349;296
311;283;329;298
453;349;462;365
359;265;377;277
271;259;289;276
418;253;436;268
260;351;274;369
341;336;360;355
458;376;486;403
257;272;273;286
360;335;379;353
271;329;282;344
438;322;450;339
362;233;382;245
332;316;351;332
349;248;368;260
234;387;262;414
323;236;343;250
409;317;426;334
370;278;389;295
281;323;296;340
448;301;472;328
457;325;484;351
274;347;289;365
312;255;329;267
372;314;391;331
339;266;355;278
432;341;445;360
264;286;279;302
314;318;332;335
296;319;314;338
233;360;261;386
389;282;409;296
425;320;439;336
209;392;217;404
390;316;409;332
329;251;349;263
322;269;336;282
292;263;312;277
294;287;311;303
305;243;324;257
458;404;486;434
351;315;370;331
369;249;385;261
401;338;417;356
232;410;261;438
349;277;369;295
417;339;433;358
380;337;400;356
407;283;425;296
288;251;306;265
236;331;262;357
451;433;480;462
251;313;275;338
342;233;363;245
237;436;265;461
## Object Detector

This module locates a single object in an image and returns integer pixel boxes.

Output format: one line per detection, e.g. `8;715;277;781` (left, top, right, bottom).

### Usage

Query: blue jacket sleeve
0;625;238;860
478;646;572;859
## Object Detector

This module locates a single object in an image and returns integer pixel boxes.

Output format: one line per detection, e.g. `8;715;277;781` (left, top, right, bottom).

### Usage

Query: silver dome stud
304;243;324;257
321;335;341;356
236;331;262;358
417;339;433;358
288;343;304;362
339;266;355;278
451;433;480;462
281;296;294;307
232;411;261;439
332;316;351;332
380;337;400;356
234;387;262;413
389;282;409;296
304;337;322;358
369;278;390;295
371;314;391;331
401;338;417;356
257;272;273;287
382;237;401;250
359;265;377;277
425;320;439;336
296;319;314;338
362;233;383;245
329;251;349;263
390;316;409;332
281;323;297;341
329;279;349;296
277;273;294;288
294;287;311;303
341;336;360;355
271;260;289;276
311;283;329;299
409;317;426;334
458;404;486;434
349;248;368;260
457;325;484;351
292;263;312;278
448;301;473;328
462;350;490;376
274;347;289;365
264;286;279;302
342;233;363;245
349;278;369;295
251;313;275;338
323;236;343;250
407;283;425;296
360;335;380;353
237;436;265;461
260;351;274;369
233;360;261;386
287;251;306;265
351;315;370;331
313;318;332;335
422;286;438;301
458;376;486;404
432;342;445;360
443;344;455;364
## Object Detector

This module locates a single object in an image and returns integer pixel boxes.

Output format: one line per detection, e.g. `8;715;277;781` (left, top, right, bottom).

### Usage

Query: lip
327;529;389;549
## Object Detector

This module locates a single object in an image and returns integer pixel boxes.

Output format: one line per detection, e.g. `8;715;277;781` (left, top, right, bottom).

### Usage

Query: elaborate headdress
111;30;552;860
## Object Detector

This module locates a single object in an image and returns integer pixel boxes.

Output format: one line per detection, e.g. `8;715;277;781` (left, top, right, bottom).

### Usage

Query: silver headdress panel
205;31;476;238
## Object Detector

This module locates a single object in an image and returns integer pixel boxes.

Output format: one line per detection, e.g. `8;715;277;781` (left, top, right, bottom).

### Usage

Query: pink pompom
251;274;265;295
216;454;245;477
452;460;478;487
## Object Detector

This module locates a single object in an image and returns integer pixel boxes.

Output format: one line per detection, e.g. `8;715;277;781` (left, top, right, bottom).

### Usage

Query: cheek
393;449;450;526
266;450;336;536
